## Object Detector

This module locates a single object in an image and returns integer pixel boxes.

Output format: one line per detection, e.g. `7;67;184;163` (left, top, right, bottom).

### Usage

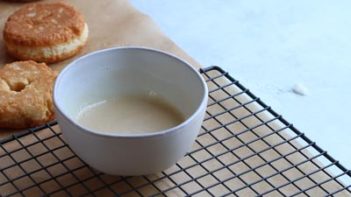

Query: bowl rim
53;46;208;139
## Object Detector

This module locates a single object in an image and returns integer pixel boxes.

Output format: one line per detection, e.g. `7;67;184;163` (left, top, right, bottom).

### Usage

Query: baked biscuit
3;2;88;63
0;61;56;129
3;0;41;2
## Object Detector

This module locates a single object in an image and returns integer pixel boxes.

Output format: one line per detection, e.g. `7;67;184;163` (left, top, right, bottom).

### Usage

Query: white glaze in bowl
54;47;208;175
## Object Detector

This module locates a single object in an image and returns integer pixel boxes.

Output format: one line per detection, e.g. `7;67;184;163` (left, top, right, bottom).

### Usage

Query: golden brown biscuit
3;2;88;63
0;61;56;129
3;0;41;2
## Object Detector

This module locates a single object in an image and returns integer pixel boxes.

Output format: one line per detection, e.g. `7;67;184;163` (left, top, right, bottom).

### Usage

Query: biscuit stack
0;2;89;129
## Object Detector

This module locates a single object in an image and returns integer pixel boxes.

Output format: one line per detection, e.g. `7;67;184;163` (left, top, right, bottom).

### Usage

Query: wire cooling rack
0;66;350;197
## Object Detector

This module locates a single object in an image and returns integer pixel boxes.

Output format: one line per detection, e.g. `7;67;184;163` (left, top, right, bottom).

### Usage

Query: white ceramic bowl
54;47;208;175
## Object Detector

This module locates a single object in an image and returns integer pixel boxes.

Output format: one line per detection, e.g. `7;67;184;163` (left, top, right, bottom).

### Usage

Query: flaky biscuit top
3;2;85;46
0;61;56;128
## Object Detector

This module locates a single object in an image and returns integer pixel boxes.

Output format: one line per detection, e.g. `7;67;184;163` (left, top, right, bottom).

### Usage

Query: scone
0;61;56;129
3;2;88;63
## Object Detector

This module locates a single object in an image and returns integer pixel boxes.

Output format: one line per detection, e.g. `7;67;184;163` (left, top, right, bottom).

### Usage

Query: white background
130;0;351;168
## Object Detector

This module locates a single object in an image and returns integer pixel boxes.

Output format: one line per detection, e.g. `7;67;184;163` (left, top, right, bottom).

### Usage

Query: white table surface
130;0;351;169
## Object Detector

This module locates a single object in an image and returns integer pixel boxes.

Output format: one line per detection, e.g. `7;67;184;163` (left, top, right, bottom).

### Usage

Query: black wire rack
0;66;350;197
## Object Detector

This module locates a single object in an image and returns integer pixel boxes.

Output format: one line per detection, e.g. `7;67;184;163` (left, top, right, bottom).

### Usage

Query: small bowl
53;47;208;175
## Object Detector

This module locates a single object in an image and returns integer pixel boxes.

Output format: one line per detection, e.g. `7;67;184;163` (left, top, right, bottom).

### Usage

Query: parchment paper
0;0;199;137
0;0;349;196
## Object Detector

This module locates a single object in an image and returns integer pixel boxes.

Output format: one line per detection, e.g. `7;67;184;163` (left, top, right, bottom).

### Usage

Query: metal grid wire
0;66;350;196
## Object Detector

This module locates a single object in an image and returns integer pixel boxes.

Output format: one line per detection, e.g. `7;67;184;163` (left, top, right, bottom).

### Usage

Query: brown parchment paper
0;0;349;196
0;0;199;137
